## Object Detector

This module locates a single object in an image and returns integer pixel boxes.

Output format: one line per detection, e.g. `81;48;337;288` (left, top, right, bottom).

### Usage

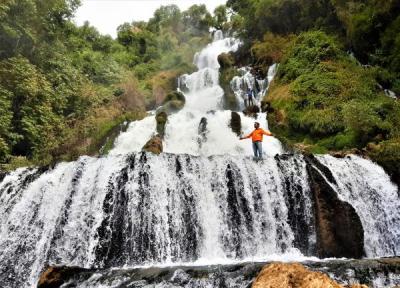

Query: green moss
277;31;342;83
220;66;239;110
266;30;400;156
368;139;400;187
156;111;168;137
160;91;185;114
89;111;145;156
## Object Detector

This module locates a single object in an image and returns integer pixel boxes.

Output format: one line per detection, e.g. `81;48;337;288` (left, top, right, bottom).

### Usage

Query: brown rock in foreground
37;266;91;288
252;263;368;288
142;135;163;154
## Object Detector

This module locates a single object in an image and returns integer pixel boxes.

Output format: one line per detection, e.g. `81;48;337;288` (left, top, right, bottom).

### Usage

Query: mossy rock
243;105;260;118
155;111;168;137
217;52;235;69
161;91;185;114
220;66;240;110
368;139;400;188
163;91;185;104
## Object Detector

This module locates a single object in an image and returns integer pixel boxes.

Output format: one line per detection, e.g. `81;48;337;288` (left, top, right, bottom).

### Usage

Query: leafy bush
277;31;341;82
267;30;400;153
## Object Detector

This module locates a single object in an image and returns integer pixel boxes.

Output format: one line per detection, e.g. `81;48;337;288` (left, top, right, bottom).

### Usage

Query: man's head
254;122;260;129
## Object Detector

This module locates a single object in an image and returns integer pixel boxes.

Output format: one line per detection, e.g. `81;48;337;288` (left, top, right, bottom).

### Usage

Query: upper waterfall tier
110;33;282;157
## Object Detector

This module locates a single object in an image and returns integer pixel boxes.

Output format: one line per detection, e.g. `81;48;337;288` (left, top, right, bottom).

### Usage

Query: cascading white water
110;33;282;157
1;152;398;287
317;155;400;257
230;64;277;110
0;32;399;288
0;153;316;287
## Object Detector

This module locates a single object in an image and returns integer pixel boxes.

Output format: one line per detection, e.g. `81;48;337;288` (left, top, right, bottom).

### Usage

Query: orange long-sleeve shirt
244;128;272;142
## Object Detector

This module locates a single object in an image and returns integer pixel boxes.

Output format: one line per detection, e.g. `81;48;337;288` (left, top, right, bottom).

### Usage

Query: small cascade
317;155;400;257
111;31;282;157
231;64;277;110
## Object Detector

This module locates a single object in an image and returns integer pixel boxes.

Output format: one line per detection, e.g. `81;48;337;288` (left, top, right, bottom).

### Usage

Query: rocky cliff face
305;155;365;258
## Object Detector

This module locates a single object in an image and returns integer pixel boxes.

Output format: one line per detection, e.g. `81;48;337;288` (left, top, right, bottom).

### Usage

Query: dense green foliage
228;0;400;92
0;0;222;168
227;0;400;181
269;31;400;151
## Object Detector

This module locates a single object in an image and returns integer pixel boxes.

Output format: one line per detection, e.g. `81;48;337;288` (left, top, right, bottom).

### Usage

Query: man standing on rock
240;122;273;160
246;88;254;107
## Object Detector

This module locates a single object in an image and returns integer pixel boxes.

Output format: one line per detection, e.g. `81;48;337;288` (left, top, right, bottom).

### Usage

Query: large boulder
252;262;368;288
305;155;365;258
142;135;163;154
156;111;168;138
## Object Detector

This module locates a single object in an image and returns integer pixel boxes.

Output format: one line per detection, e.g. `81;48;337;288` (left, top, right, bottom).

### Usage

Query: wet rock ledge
38;258;400;288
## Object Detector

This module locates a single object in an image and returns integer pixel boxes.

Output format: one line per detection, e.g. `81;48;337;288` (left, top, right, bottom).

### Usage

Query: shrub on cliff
251;32;295;66
277;31;341;82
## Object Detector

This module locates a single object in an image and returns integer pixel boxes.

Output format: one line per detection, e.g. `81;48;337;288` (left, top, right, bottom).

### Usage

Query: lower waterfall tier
0;153;398;287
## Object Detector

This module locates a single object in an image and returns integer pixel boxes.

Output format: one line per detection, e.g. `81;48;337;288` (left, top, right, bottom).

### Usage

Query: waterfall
317;155;400;257
230;64;277;110
110;33;282;157
0;154;314;287
1;153;398;287
0;32;399;288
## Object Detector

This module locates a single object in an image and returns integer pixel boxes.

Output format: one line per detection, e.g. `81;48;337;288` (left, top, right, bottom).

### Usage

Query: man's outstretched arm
262;129;273;136
240;131;253;140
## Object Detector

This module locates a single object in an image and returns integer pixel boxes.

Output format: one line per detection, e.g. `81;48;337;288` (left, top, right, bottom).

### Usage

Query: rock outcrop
230;111;241;136
243;105;260;118
217;52;235;69
198;117;208;146
142;135;163;154
156;111;168;138
37;266;93;288
252;263;368;288
218;52;240;110
161;91;185;114
305;155;365;258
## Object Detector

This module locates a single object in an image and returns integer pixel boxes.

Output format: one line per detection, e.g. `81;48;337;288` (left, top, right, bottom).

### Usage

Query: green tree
182;5;213;36
0;57;63;158
147;5;182;33
213;5;228;31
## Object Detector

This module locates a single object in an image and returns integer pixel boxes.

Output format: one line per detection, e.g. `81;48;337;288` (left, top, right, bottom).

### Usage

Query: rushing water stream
0;31;399;288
